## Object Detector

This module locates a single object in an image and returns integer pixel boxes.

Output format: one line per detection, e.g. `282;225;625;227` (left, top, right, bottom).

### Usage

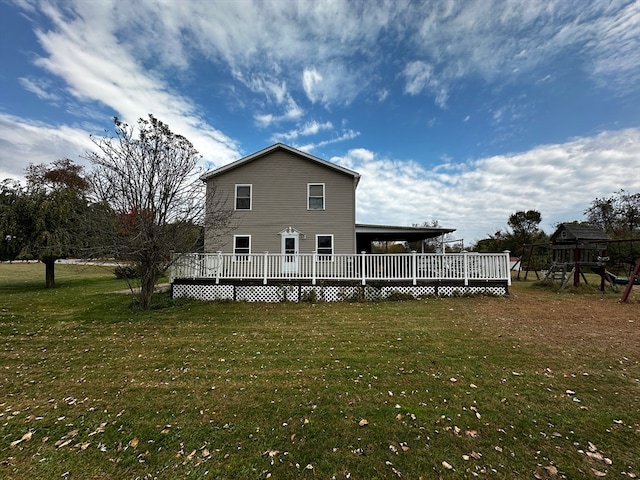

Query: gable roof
550;223;610;243
200;143;361;185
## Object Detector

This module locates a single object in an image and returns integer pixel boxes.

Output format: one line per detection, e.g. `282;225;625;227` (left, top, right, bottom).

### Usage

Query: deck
170;251;511;302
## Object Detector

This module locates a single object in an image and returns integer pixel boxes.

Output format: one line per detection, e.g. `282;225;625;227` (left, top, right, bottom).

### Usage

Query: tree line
2;114;638;305
471;191;639;271
0;115;233;308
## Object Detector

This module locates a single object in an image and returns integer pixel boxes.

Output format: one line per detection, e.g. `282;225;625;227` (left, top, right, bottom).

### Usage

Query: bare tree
86;115;233;308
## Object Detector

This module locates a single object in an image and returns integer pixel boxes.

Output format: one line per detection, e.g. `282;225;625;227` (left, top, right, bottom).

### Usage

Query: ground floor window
316;234;333;260
234;235;251;261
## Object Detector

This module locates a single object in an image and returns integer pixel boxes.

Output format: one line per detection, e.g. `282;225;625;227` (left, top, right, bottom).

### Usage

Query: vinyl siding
204;150;357;254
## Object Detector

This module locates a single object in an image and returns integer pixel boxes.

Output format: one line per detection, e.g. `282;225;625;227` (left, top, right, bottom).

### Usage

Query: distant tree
0;180;23;262
408;220;458;252
86;115;233;309
0;159;91;287
585;189;640;237
507;210;545;255
472;229;513;253
472;210;547;256
585;190;640;273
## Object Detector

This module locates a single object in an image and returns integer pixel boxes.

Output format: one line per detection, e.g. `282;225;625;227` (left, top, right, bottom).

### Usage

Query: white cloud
255;98;303;127
333;128;640;243
18;77;61;102
0;113;237;184
0;113;95;181
272;121;334;142
302;68;323;103
15;0;640;125
296;129;360;152
402;61;448;108
26;0;241;166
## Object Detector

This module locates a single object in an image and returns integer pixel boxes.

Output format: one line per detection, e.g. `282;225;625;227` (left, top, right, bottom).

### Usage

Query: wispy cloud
0;113;95;180
296;129;360;152
14;0;640;135
272;121;334;142
28;0;241;165
18;77;61;102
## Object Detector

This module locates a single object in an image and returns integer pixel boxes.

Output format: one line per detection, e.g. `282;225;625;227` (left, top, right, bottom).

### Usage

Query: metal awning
355;223;456;252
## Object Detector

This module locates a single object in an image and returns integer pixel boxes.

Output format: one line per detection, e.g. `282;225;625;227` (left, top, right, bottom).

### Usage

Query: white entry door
281;233;299;274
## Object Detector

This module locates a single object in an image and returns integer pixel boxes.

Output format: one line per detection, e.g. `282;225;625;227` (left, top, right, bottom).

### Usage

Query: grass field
1;262;638;479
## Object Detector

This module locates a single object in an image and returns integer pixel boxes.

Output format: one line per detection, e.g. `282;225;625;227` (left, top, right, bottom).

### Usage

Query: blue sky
1;0;639;243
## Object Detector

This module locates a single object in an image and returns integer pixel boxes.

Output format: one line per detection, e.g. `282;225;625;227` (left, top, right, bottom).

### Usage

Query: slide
591;267;639;285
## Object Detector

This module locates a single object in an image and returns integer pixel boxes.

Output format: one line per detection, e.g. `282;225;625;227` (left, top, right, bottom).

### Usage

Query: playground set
520;224;639;302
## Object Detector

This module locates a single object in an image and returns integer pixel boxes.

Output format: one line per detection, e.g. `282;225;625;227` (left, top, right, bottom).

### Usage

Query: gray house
200;143;452;259
171;144;512;301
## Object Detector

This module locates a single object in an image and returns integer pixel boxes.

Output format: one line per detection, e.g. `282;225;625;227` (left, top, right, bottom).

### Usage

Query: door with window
281;232;299;274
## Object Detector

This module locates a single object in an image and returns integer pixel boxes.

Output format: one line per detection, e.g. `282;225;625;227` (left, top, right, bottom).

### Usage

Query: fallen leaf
470;451;482;460
129;437;139;448
10;431;33;447
587;451;604;461
359;418;369;427
466;430;478;438
442;460;453;470
591;468;607;477
55;430;78;448
545;465;558;475
88;423;107;436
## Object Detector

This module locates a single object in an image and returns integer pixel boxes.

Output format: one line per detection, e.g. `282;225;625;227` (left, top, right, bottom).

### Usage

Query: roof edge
200;143;361;184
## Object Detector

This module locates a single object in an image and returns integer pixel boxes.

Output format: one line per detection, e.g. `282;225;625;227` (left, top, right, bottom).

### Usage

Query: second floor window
308;183;325;210
235;184;252;210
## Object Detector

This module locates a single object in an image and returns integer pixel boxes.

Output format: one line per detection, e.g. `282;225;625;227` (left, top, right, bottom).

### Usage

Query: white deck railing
171;251;511;286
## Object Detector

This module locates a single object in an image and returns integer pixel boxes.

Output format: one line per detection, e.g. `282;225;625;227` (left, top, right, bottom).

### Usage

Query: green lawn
1;263;638;479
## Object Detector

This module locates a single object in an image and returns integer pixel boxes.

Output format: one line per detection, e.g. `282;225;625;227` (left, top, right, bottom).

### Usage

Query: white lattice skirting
172;283;507;303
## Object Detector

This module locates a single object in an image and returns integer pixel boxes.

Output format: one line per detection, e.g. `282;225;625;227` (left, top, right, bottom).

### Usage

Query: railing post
361;251;366;285
312;251;317;285
263;251;269;285
216;251;222;284
503;250;511;285
463;251;469;286
411;250;417;285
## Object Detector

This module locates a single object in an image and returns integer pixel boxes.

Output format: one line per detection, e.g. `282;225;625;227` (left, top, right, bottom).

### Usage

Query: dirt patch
472;282;640;360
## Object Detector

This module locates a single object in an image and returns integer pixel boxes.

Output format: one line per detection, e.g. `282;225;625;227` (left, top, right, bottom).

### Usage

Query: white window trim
233;234;251;261
316;234;334;261
307;183;325;210
235;184;252;211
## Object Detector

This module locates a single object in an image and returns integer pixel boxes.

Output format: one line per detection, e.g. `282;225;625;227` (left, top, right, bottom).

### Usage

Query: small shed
547;224;610;288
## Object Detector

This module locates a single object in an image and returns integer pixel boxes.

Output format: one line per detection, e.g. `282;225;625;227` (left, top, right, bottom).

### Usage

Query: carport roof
355;223;456;243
